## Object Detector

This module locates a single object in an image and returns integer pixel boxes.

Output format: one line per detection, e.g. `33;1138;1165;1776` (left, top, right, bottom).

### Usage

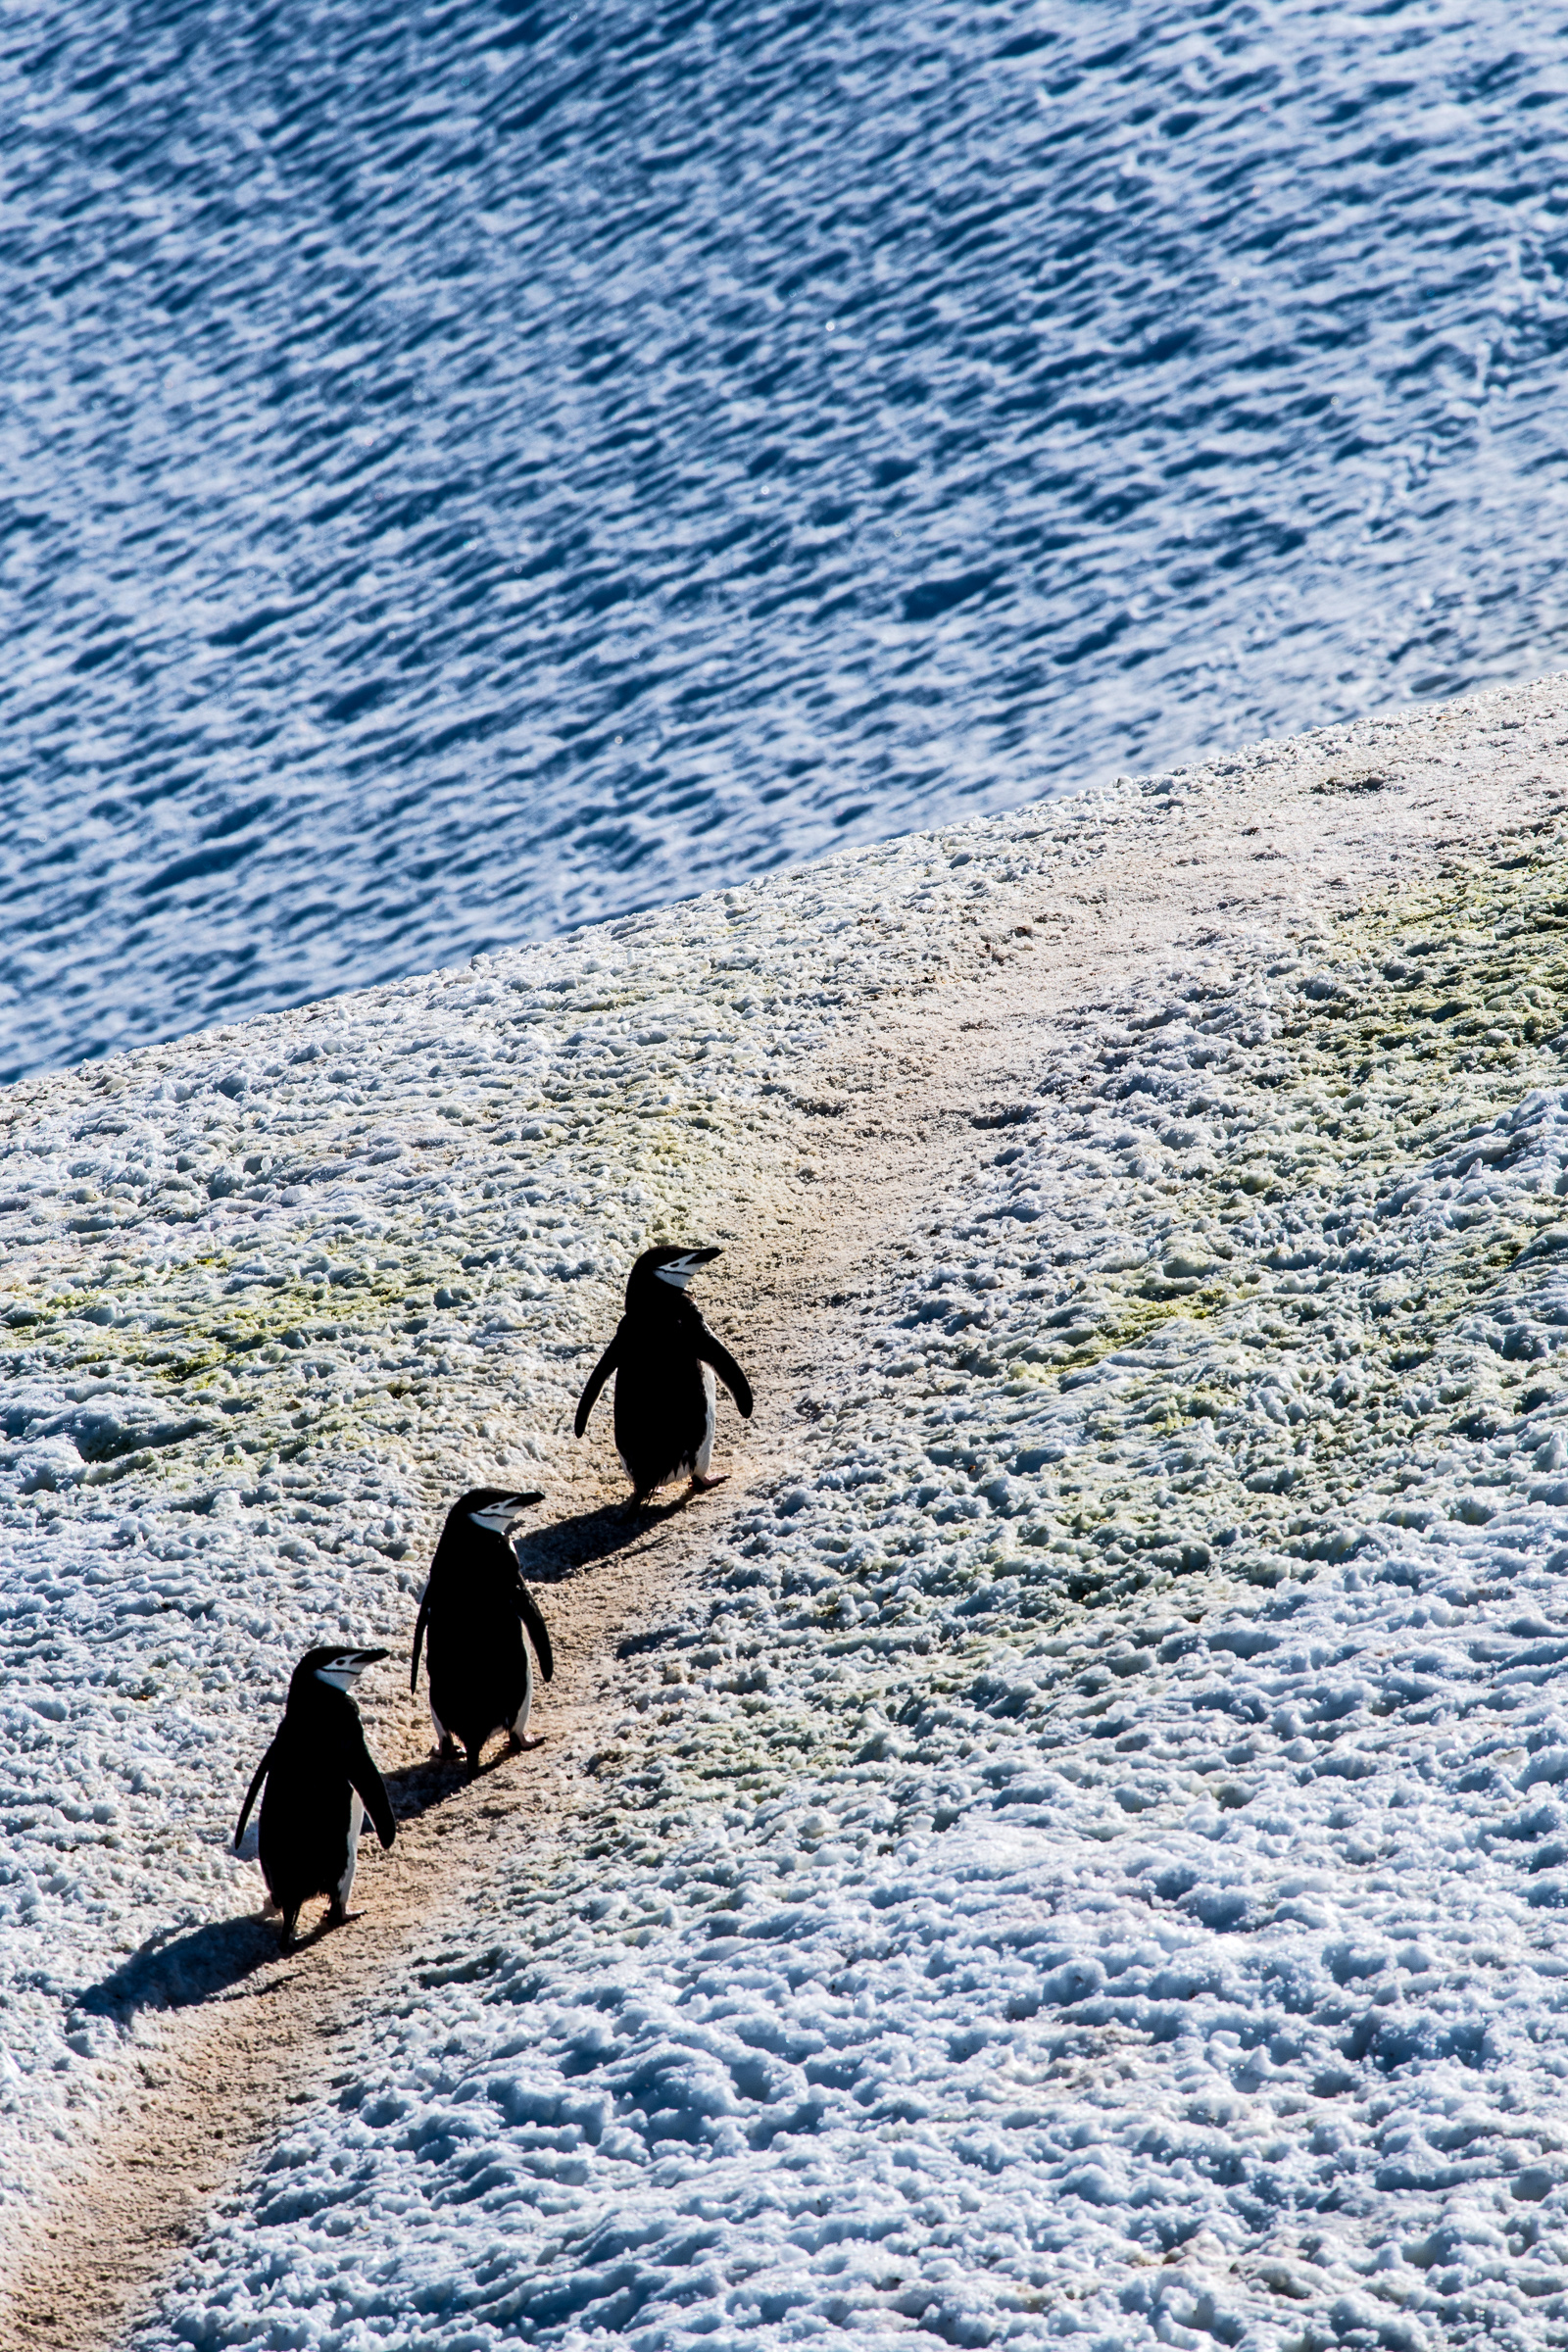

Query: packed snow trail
1;678;1567;2346
1;969;1074;2351
0;1247;884;2352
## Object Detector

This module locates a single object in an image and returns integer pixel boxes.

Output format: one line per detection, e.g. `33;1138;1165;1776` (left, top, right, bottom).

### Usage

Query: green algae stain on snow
910;836;1568;1603
38;701;1568;2351
0;778;1122;1516
566;829;1568;1878
0;974;773;1500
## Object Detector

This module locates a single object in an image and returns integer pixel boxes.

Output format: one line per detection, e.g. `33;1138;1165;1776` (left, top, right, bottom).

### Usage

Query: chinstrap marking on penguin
650;1245;721;1291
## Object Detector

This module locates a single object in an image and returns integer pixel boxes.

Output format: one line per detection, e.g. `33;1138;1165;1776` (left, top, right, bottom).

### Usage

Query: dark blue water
4;0;1567;1079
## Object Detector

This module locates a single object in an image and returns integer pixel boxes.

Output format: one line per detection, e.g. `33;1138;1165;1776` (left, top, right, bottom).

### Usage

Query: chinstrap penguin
411;1488;554;1780
574;1246;754;1504
234;1644;395;1950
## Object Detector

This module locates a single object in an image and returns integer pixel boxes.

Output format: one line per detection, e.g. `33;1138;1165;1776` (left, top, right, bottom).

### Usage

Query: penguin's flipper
573;1327;622;1438
348;1738;397;1850
699;1333;754;1420
234;1736;277;1850
410;1576;433;1693
514;1578;555;1682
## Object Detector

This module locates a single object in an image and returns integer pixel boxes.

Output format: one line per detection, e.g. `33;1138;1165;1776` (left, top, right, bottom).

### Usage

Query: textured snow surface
7;0;1568;1076
8;702;1568;2342
0;753;1136;2208
128;838;1568;2339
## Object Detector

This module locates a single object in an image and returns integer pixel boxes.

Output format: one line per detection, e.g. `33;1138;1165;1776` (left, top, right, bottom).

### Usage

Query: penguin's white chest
695;1362;716;1477
336;1791;365;1910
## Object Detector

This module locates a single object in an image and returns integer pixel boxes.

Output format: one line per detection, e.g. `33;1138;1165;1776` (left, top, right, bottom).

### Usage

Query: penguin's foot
508;1730;546;1753
687;1471;728;1494
279;1912;302;1952
326;1900;363;1929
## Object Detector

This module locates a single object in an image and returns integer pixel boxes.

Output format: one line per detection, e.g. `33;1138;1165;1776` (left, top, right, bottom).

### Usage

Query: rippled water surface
4;0;1567;1077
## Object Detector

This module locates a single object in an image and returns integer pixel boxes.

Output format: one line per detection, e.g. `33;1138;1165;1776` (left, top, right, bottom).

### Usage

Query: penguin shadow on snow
76;1911;282;2025
379;1749;487;1820
512;1494;686;1585
83;1760;451;2013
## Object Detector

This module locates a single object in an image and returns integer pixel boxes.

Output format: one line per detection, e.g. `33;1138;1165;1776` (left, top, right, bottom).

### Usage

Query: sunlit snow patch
122;832;1568;2349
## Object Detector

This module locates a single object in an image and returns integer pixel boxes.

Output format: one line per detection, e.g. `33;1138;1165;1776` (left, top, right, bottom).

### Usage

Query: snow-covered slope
0;760;1131;2212
6;685;1568;2347
129;818;1568;2351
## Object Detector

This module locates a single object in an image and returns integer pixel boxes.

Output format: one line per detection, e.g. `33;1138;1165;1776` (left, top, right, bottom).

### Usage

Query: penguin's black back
612;1290;714;1495
424;1544;533;1759
256;1690;377;1915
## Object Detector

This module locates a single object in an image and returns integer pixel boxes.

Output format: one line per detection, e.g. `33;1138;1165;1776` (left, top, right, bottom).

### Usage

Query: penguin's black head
443;1487;546;1545
289;1644;389;1705
626;1245;720;1310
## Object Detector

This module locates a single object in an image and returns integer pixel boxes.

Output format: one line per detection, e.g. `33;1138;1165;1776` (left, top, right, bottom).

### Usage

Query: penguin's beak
654;1247;721;1290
